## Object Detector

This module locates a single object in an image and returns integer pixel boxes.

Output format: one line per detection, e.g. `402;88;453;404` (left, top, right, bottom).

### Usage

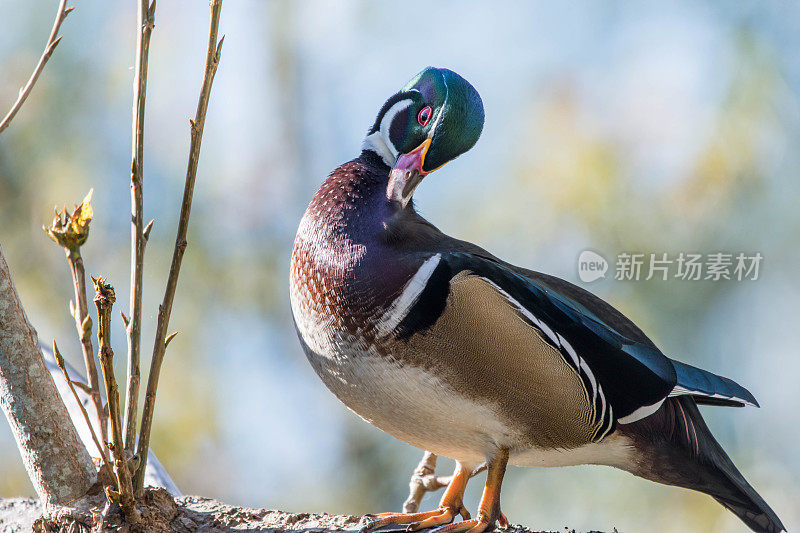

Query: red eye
417;106;432;127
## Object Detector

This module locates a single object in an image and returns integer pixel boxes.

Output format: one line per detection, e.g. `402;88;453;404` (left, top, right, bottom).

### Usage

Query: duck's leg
360;462;471;532
430;449;509;533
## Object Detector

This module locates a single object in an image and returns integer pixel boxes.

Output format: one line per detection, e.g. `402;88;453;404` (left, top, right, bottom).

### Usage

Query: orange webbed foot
359;507;460;533
427;509;509;533
360;462;473;533
361;451;510;533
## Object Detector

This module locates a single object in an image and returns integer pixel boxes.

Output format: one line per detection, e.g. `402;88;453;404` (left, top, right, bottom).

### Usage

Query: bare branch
124;0;157;455
0;246;96;505
52;340;111;471
68;379;94;395
43;190;108;454
134;0;224;495
0;0;73;135
402;452;487;514
68;263;107;442
93;278;139;524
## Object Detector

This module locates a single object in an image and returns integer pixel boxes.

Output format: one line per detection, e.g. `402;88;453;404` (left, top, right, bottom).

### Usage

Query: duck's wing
390;250;757;436
498;258;759;409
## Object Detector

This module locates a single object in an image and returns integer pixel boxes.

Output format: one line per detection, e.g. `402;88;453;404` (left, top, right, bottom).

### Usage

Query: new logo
578;250;608;283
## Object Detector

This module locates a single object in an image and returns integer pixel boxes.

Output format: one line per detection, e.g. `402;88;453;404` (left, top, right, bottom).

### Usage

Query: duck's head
364;67;484;208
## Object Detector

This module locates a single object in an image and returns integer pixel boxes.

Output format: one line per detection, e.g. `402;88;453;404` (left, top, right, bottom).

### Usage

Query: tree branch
44;190;108;452
0;0;73;135
0;497;558;533
93;278;139;524
51;340;111;472
0;245;96;506
124;0;157;455
66;250;107;444
133;0;224;496
403;452;487;514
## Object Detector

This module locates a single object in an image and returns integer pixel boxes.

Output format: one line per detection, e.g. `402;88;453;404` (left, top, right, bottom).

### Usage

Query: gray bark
0;245;97;507
0;495;584;533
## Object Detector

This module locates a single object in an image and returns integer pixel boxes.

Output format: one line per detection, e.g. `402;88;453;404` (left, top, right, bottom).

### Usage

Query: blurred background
1;1;798;531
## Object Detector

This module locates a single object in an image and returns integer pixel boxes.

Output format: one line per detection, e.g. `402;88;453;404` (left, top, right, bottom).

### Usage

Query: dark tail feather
672;360;759;407
618;397;785;532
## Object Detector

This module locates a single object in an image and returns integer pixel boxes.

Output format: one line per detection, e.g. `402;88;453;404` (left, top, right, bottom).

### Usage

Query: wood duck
289;67;784;533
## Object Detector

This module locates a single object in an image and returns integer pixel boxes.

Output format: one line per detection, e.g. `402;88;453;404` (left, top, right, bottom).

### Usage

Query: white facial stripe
365;75;448;170
363;98;413;167
380;99;413;158
377;254;442;336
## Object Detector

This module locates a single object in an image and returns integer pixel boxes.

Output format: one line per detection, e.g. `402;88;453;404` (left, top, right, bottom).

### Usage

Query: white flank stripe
598;404;615;440
617;399;665;424
579;357;598;403
483;278;561;346
598;384;606;420
377;254;442;335
558;333;580;368
485;277;602;407
537;320;560;348
482;276;617;432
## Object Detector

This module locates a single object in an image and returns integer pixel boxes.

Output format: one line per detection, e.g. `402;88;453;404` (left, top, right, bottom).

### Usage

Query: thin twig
124;0;156;455
52;340;112;470
133;0;224;495
44;190;107;449
67;249;108;450
93;278;139;524
0;0;73;135
402;452;488;514
69;379;94;395
403;452;443;513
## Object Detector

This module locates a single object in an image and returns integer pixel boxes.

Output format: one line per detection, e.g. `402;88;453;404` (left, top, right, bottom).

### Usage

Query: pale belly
311;349;515;469
300;335;632;471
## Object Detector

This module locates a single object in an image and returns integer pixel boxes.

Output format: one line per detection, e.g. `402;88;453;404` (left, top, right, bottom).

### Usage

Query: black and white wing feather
392;251;758;439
